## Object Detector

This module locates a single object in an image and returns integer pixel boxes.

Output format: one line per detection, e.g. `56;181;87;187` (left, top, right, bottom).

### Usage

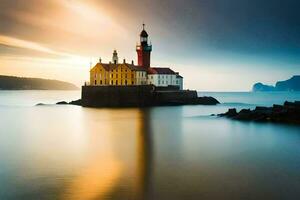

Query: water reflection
1;104;300;200
135;109;153;200
61;108;161;200
62;114;123;200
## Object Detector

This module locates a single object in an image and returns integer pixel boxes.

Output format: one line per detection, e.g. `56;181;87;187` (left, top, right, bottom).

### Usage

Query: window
125;80;127;85
100;80;102;85
162;81;164;84
158;80;160;84
176;80;179;84
132;81;134;85
95;80;97;85
166;81;168;85
125;74;127;78
111;80;113;85
116;80;118;85
111;74;113;78
151;76;153;79
132;74;134;78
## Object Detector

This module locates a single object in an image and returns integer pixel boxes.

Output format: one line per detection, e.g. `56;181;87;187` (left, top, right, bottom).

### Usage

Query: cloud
0;35;61;55
0;0;131;58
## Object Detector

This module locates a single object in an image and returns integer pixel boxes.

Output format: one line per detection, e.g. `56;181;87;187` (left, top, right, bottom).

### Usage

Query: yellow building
90;52;147;86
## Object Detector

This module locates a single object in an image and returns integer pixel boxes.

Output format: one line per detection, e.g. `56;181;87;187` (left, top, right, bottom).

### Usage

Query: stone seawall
154;90;198;105
82;85;154;107
81;85;219;107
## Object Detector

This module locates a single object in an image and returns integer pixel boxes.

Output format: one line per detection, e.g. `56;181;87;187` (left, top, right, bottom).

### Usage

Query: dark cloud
1;0;300;59
97;0;300;56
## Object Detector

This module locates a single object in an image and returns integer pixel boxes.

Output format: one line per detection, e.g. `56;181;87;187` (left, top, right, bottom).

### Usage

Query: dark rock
218;101;300;125
233;109;252;120
36;103;46;106
69;99;82;106
255;106;269;111
56;101;68;105
218;108;237;117
239;109;251;114
284;101;295;107
195;96;220;105
227;108;238;116
273;104;284;110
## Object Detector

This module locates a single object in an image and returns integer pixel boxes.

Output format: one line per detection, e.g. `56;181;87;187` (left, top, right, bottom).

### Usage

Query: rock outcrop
218;101;300;124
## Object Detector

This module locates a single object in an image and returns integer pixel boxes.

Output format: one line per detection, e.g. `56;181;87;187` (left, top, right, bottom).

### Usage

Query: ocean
0;91;299;200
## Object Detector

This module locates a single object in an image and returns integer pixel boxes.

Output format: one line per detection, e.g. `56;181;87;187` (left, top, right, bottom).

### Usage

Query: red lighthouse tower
136;24;152;68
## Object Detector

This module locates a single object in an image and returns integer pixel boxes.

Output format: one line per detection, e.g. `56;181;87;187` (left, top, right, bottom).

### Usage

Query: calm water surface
0;91;300;200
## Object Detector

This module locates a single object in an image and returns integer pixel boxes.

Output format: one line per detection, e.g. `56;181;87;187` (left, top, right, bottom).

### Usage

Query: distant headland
252;75;300;92
0;75;78;90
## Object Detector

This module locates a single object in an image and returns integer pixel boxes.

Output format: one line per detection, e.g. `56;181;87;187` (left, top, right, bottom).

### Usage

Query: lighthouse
136;24;152;68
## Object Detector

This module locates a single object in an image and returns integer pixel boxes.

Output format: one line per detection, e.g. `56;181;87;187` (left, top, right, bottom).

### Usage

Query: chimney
99;58;102;63
132;60;134;65
123;58;126;63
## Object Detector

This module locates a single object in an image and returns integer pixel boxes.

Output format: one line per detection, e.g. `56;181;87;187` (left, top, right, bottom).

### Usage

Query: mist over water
0;91;300;200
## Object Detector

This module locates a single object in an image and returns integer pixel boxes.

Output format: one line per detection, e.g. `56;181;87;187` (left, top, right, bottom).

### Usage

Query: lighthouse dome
140;30;148;37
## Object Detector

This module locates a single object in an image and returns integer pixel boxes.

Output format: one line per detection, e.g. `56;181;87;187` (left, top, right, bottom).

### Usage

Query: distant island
252;75;300;92
0;75;78;90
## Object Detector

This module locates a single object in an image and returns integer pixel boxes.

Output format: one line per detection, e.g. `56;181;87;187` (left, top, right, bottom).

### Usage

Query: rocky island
71;24;219;108
47;86;219;107
218;101;300;125
37;25;220;108
252;75;300;92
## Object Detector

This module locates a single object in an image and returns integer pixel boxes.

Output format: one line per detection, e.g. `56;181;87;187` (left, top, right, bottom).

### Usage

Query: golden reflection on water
62;108;152;200
135;109;153;200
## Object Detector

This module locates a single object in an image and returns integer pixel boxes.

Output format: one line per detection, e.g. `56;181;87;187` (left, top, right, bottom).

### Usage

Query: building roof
91;63;146;72
124;63;147;71
148;67;177;75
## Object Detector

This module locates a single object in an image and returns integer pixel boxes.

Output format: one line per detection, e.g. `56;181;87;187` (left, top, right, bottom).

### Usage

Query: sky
0;0;299;91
